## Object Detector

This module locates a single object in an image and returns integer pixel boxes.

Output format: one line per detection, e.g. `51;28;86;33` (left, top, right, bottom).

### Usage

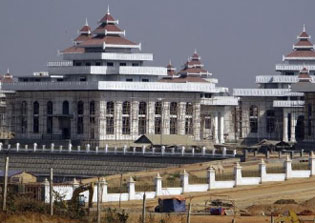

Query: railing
63;52;154;61
275;64;315;71
119;66;167;76
48;66;117;75
273;100;305;108
47;61;73;67
200;96;239;106
233;88;303;97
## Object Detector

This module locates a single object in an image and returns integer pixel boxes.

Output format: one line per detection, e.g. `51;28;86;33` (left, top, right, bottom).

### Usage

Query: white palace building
2;8;238;147
234;25;315;145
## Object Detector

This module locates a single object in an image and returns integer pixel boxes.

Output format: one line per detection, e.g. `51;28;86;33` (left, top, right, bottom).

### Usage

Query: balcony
273;100;305;108
275;64;315;71
233;88;304;97
119;66;167;76
201;96;239;106
62;52;153;61
48;66;117;75
47;61;73;67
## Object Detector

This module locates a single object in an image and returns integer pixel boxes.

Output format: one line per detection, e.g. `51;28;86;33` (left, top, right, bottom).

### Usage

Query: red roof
99;13;116;23
286;50;315;58
62;46;85;54
187;60;203;67
80;25;91;33
159;76;208;83
74;34;91;42
93;24;122;34
80;35;137;47
294;39;313;47
299;31;310;38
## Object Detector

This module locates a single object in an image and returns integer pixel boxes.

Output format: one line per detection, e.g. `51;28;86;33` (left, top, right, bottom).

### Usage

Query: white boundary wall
43;154;315;204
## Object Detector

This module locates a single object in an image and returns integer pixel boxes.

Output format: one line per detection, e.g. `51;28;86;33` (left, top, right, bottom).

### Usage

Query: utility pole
50;168;53;216
97;179;101;223
142;193;146;223
2;156;9;211
186;201;191;223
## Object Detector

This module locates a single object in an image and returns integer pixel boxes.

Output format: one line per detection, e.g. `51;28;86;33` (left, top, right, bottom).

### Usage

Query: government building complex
1;8;315;148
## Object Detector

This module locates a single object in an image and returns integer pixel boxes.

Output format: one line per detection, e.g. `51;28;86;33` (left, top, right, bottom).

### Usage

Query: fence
42;153;315;204
0;143;237;159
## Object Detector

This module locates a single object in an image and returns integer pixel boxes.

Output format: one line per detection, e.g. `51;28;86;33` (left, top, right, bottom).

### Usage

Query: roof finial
303;24;306;32
85;18;89;26
169;59;172;65
6;68;9;74
107;5;110;14
194;48;197;54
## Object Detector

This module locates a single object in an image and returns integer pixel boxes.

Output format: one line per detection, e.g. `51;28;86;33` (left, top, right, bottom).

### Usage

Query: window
85;62;91;66
75;62;82;66
186;103;193;115
107;62;114;67
77;101;84;115
139;102;147;115
33;101;39;115
47;101;53;134
122;101;130;115
77;117;84;134
21;117;27;133
155;102;162;115
132;63;139;66
142;79;149;82
155;117;161;134
122;117;130;134
170;102;177;115
185;118;193;135
120;63;126;66
170;118;177;134
138;117;146;135
80;76;87;82
33;101;39;133
106;117;114;134
126;79;133;82
106;102;114;115
62;101;69;115
205;117;211;129
95;62;101;66
266;110;275;133
90;101;95;115
249;105;258;133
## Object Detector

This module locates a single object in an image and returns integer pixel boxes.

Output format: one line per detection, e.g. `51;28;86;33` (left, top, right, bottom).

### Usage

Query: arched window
33;101;39;133
266;110;275;133
90;101;95;115
186;102;193;115
62;101;69;115
21;101;27;115
249;105;258;133
77;101;84;115
139;102;147;115
47;101;53;134
106;101;114;115
170;102;177;115
122;101;130;115
33;101;39;115
155;102;162;115
47;101;53;115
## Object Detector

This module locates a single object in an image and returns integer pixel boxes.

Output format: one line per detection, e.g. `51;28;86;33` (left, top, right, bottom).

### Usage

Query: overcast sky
1;0;315;89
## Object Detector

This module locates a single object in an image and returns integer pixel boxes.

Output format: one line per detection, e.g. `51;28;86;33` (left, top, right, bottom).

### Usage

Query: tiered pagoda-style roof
74;19;92;45
0;69;13;83
166;60;177;77
285;25;315;59
62;7;140;53
177;50;211;77
298;67;312;82
160;51;212;83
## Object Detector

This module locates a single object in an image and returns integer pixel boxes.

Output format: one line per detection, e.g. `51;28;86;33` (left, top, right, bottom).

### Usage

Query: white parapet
63;52;154;61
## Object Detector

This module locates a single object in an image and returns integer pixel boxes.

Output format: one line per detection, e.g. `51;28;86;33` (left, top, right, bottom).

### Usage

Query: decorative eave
293;45;314;50
103;42;141;50
105;29;125;36
283;56;315;61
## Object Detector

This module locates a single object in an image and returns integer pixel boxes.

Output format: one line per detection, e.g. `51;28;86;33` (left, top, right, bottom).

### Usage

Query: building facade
3;9;238;146
234;26;315;144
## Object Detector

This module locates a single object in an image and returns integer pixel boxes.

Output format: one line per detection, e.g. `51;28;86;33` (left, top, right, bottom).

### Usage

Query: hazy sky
1;0;315;89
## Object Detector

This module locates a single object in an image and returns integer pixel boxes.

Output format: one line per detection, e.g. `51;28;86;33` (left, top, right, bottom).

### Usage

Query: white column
100;178;108;202
207;167;215;190
131;101;139;139
128;177;135;200
181;170;189;193
259;159;266;183
234;162;242;187
290;112;296;142
219;111;225;144
193;103;201;140
283;110;288;142
285;155;292;180
155;173;162;197
310;152;315;176
214;112;219;144
178;102;186;135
